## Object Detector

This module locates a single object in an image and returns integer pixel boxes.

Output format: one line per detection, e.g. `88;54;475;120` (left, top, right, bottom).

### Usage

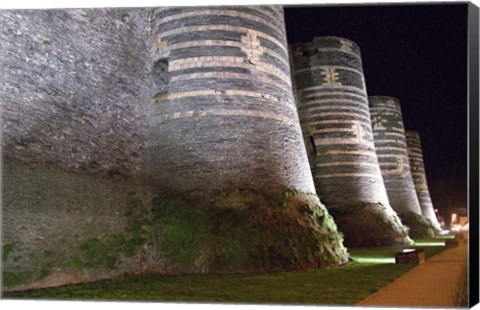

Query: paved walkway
357;238;468;308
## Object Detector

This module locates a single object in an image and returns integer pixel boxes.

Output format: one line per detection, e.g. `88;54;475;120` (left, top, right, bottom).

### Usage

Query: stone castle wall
1;8;151;179
145;6;347;274
1;8;152;290
147;6;315;195
291;37;410;246
369;96;422;216
2;162;150;290
405;130;442;231
1;5;442;291
1;6;348;290
291;37;389;207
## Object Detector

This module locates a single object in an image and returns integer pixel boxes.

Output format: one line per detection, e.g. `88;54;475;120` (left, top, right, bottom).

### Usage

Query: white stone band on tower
291;37;410;246
369;96;423;216
148;6;316;195
405;130;442;232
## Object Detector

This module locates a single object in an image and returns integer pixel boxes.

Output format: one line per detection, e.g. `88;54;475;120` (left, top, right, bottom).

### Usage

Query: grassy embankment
3;236;454;305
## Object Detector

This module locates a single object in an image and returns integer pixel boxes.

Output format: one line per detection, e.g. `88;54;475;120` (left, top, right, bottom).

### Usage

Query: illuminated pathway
357;237;468;308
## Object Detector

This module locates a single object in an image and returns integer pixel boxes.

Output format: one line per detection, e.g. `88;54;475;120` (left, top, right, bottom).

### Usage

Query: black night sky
284;3;469;216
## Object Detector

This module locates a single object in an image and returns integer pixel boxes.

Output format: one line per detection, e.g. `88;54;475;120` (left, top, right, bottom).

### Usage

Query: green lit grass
349;236;454;264
3;236;454;305
3;263;415;305
413;241;446;247
413;234;455;247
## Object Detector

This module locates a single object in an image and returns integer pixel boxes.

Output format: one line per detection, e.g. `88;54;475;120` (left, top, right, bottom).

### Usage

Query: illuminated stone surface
1;9;151;179
405;130;442;232
148;6;315;195
369;97;435;238
147;7;347;273
291;37;410;246
1;8;151;291
1;7;348;290
369;96;422;215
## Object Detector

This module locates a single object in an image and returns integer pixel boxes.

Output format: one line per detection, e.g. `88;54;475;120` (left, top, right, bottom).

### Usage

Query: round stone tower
291;37;410;246
370;96;434;238
149;6;314;195
405;130;442;232
147;7;348;272
369;96;422;214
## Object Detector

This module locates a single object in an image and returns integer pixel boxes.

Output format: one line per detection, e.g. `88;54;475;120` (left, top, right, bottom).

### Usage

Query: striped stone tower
405;130;442;232
291;37;410;246
147;7;347;272
369;96;422;215
149;6;315;195
369;96;434;238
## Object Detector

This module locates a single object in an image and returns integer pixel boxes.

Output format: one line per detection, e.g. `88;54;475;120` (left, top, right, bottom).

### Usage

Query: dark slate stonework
1;6;349;288
405;130;442;232
291;37;410;246
1;9;151;179
369;96;423;216
1;8;151;290
291;37;388;207
148;6;315;195
145;7;348;273
2;162;150;291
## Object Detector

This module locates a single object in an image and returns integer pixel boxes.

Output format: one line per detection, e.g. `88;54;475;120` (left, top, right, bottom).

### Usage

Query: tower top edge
405;130;421;140
290;36;361;55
